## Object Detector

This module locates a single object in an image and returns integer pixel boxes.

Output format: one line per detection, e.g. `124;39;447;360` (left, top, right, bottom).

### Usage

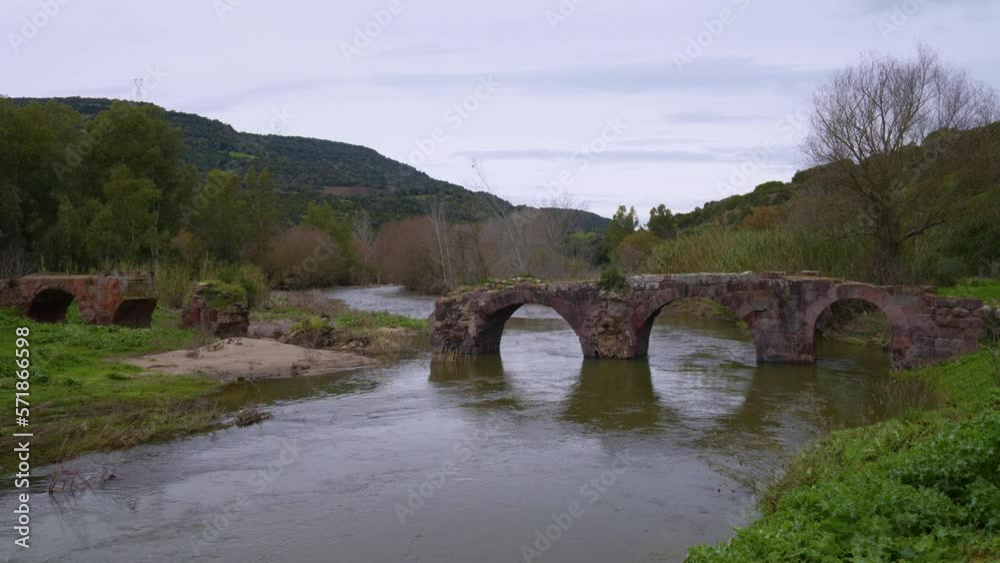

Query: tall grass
101;258;272;311
644;228;872;280
200;259;270;309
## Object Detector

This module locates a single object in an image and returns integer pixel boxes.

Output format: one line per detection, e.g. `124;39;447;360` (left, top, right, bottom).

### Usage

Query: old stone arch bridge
430;273;990;369
0;273;158;327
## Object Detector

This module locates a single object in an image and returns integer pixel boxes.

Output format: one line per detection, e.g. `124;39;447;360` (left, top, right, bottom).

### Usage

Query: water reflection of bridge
428;347;892;438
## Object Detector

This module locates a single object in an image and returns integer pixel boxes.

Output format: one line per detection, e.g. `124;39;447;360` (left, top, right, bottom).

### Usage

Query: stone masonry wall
431;273;987;370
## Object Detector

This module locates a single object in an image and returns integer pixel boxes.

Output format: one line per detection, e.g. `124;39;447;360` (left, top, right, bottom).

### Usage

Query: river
2;286;895;562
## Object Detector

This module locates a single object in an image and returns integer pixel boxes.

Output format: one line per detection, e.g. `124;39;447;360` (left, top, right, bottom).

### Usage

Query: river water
2;286;894;563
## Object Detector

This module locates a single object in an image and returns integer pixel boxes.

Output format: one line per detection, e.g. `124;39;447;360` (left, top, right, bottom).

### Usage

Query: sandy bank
125;338;375;382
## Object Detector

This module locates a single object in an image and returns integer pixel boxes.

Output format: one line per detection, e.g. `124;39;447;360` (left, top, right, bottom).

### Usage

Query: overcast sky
4;0;998;218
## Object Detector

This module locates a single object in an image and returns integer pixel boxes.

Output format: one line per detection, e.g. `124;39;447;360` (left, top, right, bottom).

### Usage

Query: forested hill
14;97;610;229
673;121;999;236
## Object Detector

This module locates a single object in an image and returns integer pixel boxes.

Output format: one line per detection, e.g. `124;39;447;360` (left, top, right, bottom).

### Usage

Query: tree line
2;46;997;296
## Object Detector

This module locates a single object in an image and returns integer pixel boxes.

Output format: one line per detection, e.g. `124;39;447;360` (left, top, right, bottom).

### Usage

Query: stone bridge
431;273;990;369
0;273;158;327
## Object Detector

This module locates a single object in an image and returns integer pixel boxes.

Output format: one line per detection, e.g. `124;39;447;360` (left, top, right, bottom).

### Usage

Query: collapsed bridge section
0;273;158;327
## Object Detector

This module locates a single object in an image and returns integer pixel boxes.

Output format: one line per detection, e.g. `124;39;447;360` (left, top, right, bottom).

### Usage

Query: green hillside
675;180;799;231
12;97;609;229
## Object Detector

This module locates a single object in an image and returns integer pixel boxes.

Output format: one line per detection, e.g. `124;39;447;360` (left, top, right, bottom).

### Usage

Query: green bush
189;280;248;309
597;265;628;292
203;261;270;309
934;256;968;286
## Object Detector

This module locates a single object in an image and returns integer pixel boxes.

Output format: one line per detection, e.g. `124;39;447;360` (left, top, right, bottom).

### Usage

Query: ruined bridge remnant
431;273;990;369
0;273;158;327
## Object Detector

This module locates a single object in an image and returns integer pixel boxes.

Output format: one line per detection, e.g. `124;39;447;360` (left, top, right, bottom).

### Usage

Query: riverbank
0;292;428;473
687;349;1000;561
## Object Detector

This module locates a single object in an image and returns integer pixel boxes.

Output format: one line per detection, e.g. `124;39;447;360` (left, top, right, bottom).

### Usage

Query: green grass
332;310;427;332
0;306;227;474
940;278;1000;305
253;291;428;332
687;352;1000;562
227;150;257;160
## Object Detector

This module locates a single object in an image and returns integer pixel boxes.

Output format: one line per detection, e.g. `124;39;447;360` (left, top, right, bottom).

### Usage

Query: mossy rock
190;280;248;309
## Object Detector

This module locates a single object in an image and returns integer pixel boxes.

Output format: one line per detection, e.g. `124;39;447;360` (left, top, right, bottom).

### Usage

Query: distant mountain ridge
14;97;611;231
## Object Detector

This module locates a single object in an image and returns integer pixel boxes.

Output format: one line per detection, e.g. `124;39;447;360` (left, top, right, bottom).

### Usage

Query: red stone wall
431;273;988;370
0;273;157;327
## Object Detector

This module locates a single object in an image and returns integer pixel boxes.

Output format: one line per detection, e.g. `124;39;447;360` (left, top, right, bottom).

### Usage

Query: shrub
156;262;194;309
259;226;353;290
190;280;248;309
934;256;969;286
645;227;871;280
211;262;270;309
597;265;628;292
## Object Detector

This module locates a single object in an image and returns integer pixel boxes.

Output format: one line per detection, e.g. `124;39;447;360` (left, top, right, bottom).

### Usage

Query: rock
181;281;250;337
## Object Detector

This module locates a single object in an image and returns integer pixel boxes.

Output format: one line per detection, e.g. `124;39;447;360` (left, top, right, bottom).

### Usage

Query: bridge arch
634;288;759;357
26;286;77;323
802;283;911;364
112;298;157;327
476;289;586;355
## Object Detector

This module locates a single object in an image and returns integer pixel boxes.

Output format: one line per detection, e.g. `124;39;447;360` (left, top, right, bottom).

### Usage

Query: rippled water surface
2;286;894;562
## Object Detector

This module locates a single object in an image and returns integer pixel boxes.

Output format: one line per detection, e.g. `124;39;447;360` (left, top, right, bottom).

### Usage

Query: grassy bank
687;351;1000;561
940;278;1000;305
0;307;226;474
253;290;429;358
0;290;427;474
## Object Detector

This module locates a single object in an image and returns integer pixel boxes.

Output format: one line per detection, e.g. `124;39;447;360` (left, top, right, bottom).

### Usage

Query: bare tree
427;198;454;290
351;210;377;284
471;159;531;275
805;45;999;283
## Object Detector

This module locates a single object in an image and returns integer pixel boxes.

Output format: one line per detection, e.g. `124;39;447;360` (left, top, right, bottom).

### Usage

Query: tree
303;202;355;269
805;46;999;282
86;165;161;263
188;170;248;262
244;167;279;262
427;198;454;289
606;205;639;252
351;209;377;284
614;230;658;272
742;206;781;231
470;159;529;275
374;216;438;293
648;204;678;239
0;99;84;259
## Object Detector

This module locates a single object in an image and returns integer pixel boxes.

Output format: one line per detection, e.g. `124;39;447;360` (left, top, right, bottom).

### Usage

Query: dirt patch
124;338;375;382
